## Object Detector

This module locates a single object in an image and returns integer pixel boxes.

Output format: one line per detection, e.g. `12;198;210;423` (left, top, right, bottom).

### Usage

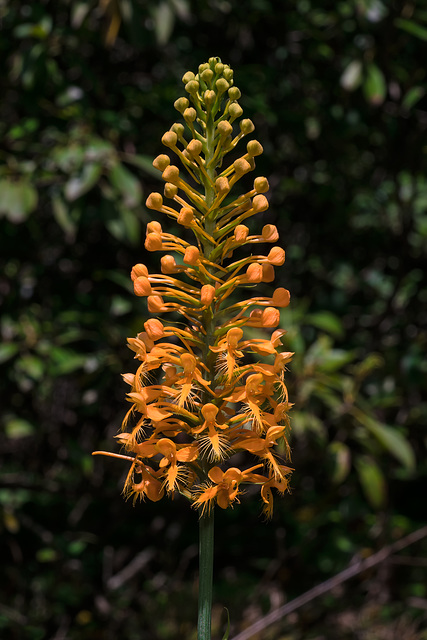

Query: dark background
1;1;426;638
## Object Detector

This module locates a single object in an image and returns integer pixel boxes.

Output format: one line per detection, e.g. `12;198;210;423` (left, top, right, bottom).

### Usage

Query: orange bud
233;158;251;176
161;255;179;274
246;140;263;157
240;118;255;134
262;224;279;242
146;192;163;210
227;327;243;347
131;263;148;281
134;276;152;297
144;318;164;340
234;225;249;242
162;165;180;184
145;233;163;251
246;262;263;283
183;246;200;265
272;288;290;307
164;183;178;198
252;194;269;213
147;295;165;313
177;207;194;227
162;131;178;148
152;155;170;172
201;403;219;422
187;139;203;157
174;97;189;113
254;176;269;193
262;263;275;282
217;121;233;138
204;89;216;105
147;221;162;234
215;177;230;194
229;103;243;119
268;247;286;266
201;284;215;306
183;107;197;121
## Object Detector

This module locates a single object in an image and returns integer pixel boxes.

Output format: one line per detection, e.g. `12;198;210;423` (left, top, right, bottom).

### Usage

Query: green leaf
0;343;19;364
64;163;102;201
221;608;230;640
52;195;77;240
109;163;142;208
395;17;427;41
48;347;87;375
355;455;387;509
5;418;35;439
363;63;386;105
153;1;175;45
402;86;426;110
340;60;363;91
0;179;38;223
122;153;160;178
306;311;344;338
329;441;351;484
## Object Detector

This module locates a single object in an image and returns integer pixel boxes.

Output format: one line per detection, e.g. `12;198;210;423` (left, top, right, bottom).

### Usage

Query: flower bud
147;295;165;313
201;284;215;306
247;140;263;157
171;123;184;137
228;86;241;100
254;176;269;193
183;246;200;265
185;80;199;95
144;318;164;340
161;255;179;274
183;107;197;122
223;68;233;82
262;263;275;282
240;119;255;134
187;139;203;157
215;177;230;194
268;247;286;266
216;78;229;94
272;288;290;307
153;154;170;172
246;262;263;283
229;103;243;119
164;183;178;198
162;131;178;148
174;97;189;113
199;63;209;74
162;165;180;184
233;158;251;176
131;263;148;281
147;221;162;234
177;207;194;226
134;276;152;297
227;327;243;347
146;192;163;210
262;224;279;242
234;225;249;242
252;194;269;212
217;120;233;138
182;71;195;83
202;403;219;422
204;90;216;106
144;233;162;251
201;69;214;83
215;62;224;74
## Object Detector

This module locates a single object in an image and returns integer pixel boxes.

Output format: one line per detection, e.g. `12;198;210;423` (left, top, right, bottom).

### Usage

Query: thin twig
106;548;155;591
231;525;427;640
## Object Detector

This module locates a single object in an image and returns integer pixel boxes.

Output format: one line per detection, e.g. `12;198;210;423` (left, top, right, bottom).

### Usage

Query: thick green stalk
198;509;215;640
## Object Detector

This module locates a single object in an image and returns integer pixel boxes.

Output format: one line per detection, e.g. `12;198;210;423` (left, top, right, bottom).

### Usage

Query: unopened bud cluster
94;57;293;517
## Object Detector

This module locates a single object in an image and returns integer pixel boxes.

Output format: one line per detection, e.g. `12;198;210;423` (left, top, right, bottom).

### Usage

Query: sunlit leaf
109;162;142;208
0;343;19;364
363;63;386;105
5;418;36;440
52;195;77;240
64;163;102;201
340;60;362;91
402;86;425;110
329;441;351;484
307;311;344;338
395;17;427;41
153;1;175;45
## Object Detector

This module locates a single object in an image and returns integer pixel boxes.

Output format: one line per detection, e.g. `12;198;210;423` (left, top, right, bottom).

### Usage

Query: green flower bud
216;78;229;94
162;131;178;148
223;68;233;82
153;154;171;171
199;62;210;74
215;62;224;75
204;90;216;106
185;80;199;95
240;118;255;134
182;71;195;84
201;69;214;84
247;140;263;157
174;97;189;113
228;87;241;101
229;103;243;119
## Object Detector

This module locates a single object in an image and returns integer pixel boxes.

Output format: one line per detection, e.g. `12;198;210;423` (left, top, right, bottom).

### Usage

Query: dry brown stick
230;524;427;640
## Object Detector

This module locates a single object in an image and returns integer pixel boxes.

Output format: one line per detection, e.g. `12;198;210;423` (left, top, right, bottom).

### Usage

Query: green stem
198;509;215;640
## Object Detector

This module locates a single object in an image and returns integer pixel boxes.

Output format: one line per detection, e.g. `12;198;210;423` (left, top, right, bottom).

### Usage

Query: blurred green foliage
1;0;427;638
